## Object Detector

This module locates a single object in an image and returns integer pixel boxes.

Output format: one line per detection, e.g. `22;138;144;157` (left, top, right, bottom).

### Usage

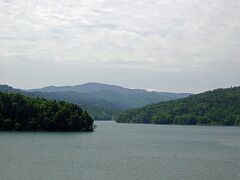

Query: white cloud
0;0;240;91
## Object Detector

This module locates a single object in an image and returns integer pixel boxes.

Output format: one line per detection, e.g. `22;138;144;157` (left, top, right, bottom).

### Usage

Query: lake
0;121;240;180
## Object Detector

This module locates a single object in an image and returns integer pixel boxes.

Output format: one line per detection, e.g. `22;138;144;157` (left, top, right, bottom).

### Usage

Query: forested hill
116;87;240;126
0;83;190;120
0;92;94;131
29;82;191;108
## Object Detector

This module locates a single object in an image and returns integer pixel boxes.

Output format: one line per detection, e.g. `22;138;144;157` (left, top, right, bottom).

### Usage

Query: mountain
0;83;191;120
116;86;240;126
30;82;191;107
0;85;21;93
0;85;119;120
29;83;127;93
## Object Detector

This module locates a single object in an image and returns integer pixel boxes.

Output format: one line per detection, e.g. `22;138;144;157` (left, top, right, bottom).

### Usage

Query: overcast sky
0;0;240;93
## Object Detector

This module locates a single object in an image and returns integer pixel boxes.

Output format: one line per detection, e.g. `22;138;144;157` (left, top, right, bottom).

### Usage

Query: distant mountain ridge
0;85;21;93
29;82;191;106
30;83;127;93
30;82;189;95
0;83;191;120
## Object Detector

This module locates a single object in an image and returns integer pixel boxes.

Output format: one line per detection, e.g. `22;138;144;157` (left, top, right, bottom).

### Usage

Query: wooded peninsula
0;92;94;131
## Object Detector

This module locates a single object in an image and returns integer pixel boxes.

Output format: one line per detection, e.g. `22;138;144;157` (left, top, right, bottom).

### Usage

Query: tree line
116;87;240;126
0;92;94;131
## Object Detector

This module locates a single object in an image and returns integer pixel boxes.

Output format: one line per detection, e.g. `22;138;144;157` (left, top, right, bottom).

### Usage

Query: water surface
0;121;240;180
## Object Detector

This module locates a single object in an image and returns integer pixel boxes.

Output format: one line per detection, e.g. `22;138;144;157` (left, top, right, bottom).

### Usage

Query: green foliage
116;87;240;126
0;84;190;120
0;92;94;131
152;112;172;124
235;116;240;126
2;119;15;130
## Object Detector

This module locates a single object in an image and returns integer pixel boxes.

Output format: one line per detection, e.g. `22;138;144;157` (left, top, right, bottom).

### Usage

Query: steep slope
116;87;240;126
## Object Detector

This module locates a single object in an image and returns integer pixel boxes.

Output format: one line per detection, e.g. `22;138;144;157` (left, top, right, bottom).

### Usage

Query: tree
2;119;15;130
0;92;94;131
116;86;240;126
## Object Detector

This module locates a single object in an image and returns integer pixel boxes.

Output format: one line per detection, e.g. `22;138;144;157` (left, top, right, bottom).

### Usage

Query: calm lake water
0;121;240;180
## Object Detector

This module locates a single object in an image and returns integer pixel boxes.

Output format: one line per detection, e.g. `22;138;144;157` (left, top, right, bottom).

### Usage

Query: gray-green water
0;121;240;180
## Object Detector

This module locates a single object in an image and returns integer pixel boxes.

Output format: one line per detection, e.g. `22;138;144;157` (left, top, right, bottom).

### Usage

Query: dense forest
0;92;94;131
0;83;190;120
116;87;240;126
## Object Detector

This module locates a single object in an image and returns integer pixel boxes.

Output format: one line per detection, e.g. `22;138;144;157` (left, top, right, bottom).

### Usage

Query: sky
0;0;240;93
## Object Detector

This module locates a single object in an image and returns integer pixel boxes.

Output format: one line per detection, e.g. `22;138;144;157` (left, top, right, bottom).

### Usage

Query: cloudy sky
0;0;240;93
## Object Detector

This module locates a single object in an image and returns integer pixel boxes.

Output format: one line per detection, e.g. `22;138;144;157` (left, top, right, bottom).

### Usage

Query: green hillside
116;87;240;126
0;92;94;131
0;83;190;120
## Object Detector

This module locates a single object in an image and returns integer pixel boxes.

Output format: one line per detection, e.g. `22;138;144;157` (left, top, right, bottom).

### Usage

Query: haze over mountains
29;82;190;105
0;83;190;120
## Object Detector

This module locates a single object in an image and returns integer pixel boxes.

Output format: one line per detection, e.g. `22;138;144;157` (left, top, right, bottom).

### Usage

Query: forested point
116;87;240;126
0;92;94;131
